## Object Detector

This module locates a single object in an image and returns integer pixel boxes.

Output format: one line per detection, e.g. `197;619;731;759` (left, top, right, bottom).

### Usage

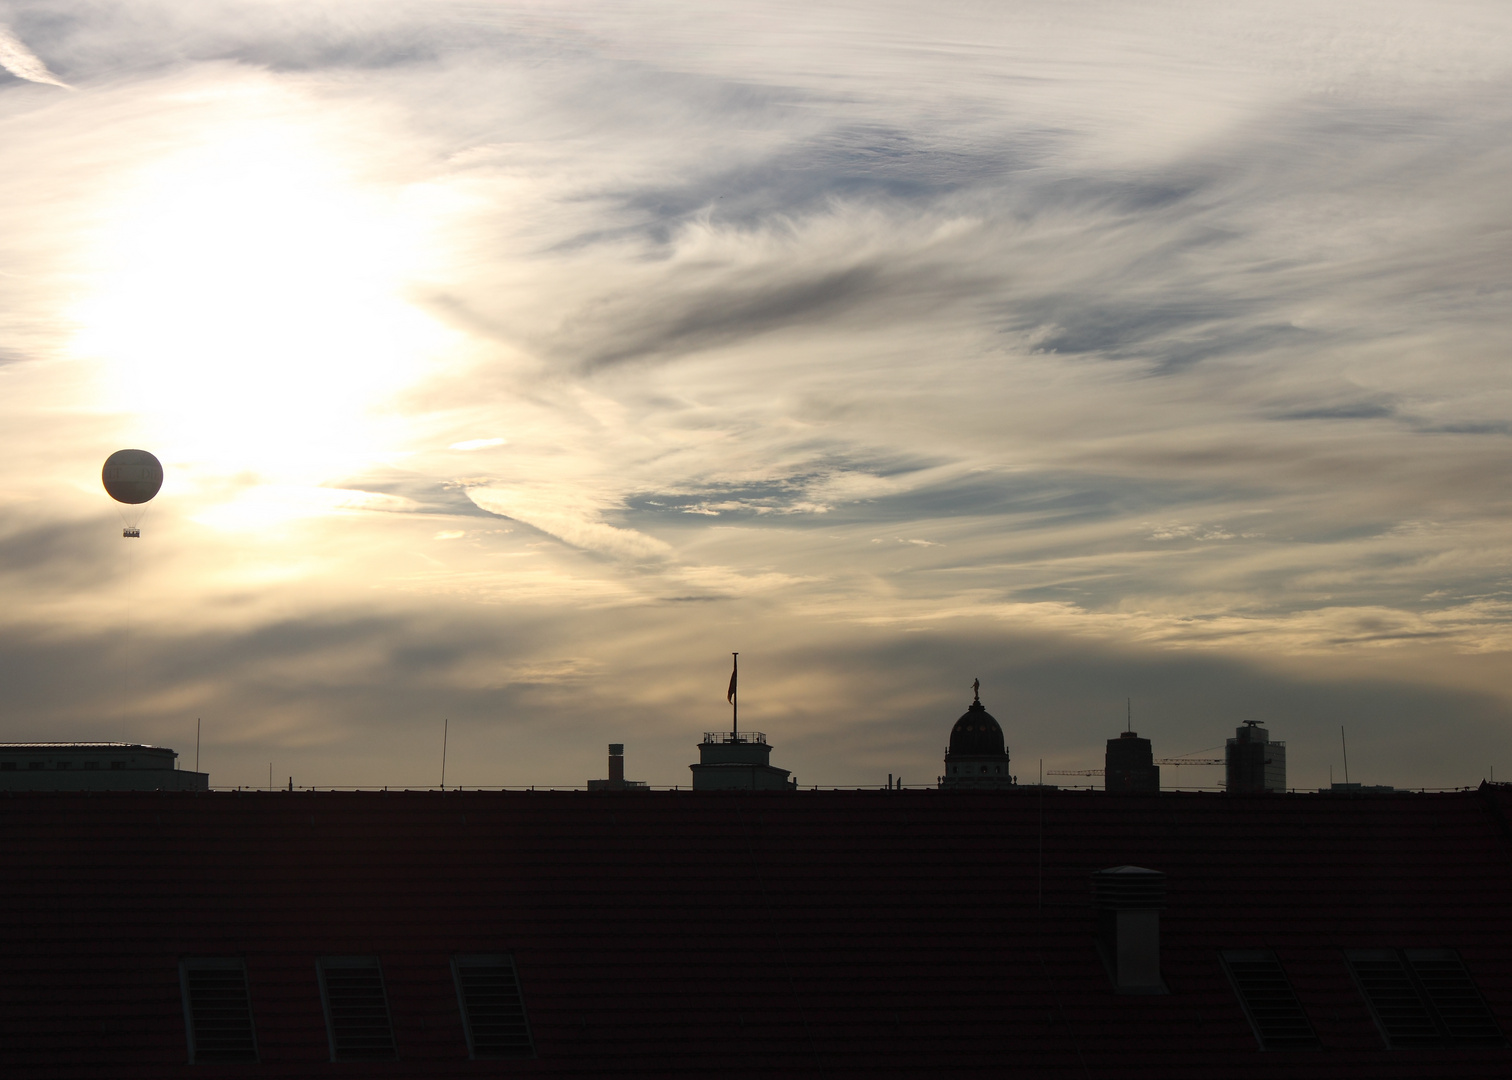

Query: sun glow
71;85;454;503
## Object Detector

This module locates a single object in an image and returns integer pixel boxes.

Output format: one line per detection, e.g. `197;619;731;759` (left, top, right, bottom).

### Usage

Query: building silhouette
1105;730;1160;793
1226;720;1287;792
1;695;1509;1076
0;742;207;791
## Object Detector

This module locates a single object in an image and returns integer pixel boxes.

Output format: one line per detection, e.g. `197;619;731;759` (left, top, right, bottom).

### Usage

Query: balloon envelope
102;449;163;505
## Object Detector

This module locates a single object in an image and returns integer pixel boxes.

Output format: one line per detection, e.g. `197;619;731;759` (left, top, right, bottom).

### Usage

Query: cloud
2;0;1512;793
467;486;672;563
0;23;69;87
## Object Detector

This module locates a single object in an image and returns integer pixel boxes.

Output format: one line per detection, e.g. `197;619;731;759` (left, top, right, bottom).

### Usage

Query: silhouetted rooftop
1;784;1509;1076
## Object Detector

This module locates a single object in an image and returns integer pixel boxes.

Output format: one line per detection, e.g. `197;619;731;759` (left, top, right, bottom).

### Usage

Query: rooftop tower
690;651;797;790
1226;721;1286;793
1105;731;1160;794
689;732;796;790
588;744;649;791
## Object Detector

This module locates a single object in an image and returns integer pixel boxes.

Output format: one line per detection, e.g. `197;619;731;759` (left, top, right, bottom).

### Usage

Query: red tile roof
2;784;1510;1077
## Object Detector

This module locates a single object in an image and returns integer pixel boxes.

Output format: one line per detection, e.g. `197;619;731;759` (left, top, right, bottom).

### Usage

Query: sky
1;0;1511;791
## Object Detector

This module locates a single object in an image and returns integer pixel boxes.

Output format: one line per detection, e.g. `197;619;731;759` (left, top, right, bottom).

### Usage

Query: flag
727;655;738;703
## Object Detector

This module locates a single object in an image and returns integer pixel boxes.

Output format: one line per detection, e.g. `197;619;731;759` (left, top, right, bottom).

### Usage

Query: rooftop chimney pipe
608;744;624;783
1091;866;1167;994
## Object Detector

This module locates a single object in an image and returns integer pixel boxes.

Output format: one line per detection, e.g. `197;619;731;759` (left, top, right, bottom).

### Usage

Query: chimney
1091;866;1167;994
588;743;648;791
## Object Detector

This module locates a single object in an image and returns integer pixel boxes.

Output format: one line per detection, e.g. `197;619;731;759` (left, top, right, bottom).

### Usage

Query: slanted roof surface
1;784;1510;1078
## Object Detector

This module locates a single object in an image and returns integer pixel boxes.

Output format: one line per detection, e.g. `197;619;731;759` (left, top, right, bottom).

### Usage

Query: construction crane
1048;759;1222;777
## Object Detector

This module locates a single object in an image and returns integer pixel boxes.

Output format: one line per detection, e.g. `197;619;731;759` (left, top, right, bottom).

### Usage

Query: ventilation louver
453;954;534;1059
1345;948;1503;1049
1407;950;1503;1045
180;958;258;1063
317;956;397;1061
1219;950;1320;1050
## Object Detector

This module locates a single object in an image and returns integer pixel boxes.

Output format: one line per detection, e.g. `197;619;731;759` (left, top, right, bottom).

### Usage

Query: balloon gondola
102;449;163;538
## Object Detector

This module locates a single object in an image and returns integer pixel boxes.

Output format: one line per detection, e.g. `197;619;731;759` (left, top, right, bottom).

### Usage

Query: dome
949;700;1005;757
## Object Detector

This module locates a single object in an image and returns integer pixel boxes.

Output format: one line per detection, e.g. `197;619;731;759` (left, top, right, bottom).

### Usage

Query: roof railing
190;783;1483;793
0;742;162;749
701;731;767;745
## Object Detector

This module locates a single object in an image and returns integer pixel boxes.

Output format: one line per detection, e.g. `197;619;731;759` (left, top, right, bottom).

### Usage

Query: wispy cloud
0;23;69;87
1;0;1511;788
467;486;673;563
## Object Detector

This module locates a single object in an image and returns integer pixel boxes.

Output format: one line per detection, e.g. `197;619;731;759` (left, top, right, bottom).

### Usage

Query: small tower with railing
690;652;797;790
690;731;797;790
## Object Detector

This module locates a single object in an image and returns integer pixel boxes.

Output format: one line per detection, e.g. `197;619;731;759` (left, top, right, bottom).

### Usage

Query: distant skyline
2;1;1511;790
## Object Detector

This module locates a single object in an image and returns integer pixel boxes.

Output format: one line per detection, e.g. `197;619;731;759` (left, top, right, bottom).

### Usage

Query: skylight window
453;954;534;1059
1219;950;1320;1050
180;958;258;1063
1344;948;1503;1049
316;956;397;1061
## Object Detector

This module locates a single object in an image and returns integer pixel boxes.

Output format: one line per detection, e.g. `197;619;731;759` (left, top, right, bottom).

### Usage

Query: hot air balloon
102;449;163;538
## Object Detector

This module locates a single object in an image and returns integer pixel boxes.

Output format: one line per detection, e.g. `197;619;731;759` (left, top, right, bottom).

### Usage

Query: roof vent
453;954;535;1059
317;956;397;1061
180;958;258;1063
1219;950;1320;1050
1345;948;1504;1048
1091;866;1167;994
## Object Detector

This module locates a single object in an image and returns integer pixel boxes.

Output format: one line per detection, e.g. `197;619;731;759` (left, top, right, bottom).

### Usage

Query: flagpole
732;652;738;737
